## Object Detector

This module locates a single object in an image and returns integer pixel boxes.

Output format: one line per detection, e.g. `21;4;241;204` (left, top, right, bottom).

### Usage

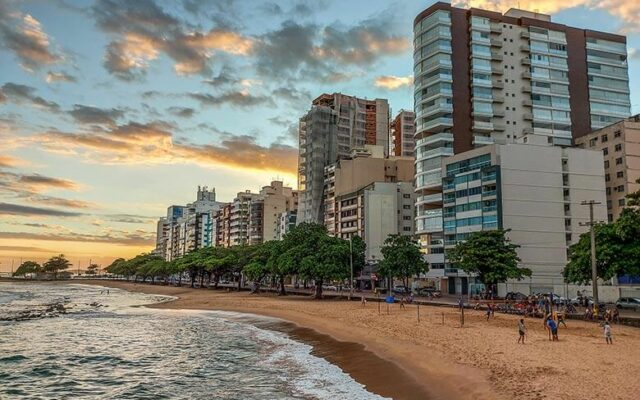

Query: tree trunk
190;273;195;288
237;273;242;291
314;280;323;299
199;272;204;288
177;273;182;287
279;276;286;296
213;274;220;289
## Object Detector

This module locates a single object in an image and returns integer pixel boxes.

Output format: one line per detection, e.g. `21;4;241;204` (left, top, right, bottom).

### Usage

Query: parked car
392;285;410;295
616;297;640;311
417;287;441;297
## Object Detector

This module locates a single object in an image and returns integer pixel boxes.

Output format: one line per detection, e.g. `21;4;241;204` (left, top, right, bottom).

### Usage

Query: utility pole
349;235;353;301
579;200;602;315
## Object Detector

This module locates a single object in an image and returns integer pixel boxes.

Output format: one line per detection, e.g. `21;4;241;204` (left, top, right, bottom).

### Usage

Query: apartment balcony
472;121;494;133
522;85;531;93
473;135;495;146
416;170;444;190
522;71;531;79
522;99;532;107
418;146;454;160
520;44;530;52
493;81;504;89
416;193;443;206
482;190;497;198
417;117;454;133
521;57;531;65
493;109;505;117
491;53;503;62
490;39;502;47
520;31;530;38
493;96;505;103
417;102;453;119
493;123;506;131
491;66;503;75
490;24;502;34
416;132;454;147
524;113;533;120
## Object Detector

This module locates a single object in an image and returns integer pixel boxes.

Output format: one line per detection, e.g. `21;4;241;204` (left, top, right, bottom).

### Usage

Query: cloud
105;213;157;224
272;86;312;105
452;1;640;33
0;3;62;71
0;230;154;246
68;104;124;125
0;82;60;113
0;202;84;217
0;170;79;193
167;106;195;118
0;245;55;253
46;71;76;83
374;75;413;90
93;0;253;79
37;121;298;174
254;18;409;82
0;155;22;168
188;91;274;108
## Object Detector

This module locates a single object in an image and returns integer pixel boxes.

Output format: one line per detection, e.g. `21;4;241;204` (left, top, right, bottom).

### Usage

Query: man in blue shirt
546;317;559;341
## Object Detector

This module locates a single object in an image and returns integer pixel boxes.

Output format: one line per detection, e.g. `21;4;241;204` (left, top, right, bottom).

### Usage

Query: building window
605;174;610;182
604;160;609;168
602;148;608;155
616;157;623;165
403;216;411;220
402;205;411;209
608;214;613;222
606;187;611;195
618;198;626;206
403;227;412;231
617;185;625;192
589;138;597;147
601;134;608;142
615;144;622;152
614;130;621;138
402;194;411;198
617;171;624;178
607;200;612;209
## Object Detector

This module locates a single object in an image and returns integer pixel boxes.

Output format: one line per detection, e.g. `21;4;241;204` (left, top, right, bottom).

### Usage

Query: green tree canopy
13;261;41;277
378;234;428;288
564;208;640;284
43;254;72;279
447;229;529;287
86;263;99;275
625;177;640;207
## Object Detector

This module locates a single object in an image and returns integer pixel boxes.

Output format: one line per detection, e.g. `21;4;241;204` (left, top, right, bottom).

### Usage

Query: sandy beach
80;280;639;400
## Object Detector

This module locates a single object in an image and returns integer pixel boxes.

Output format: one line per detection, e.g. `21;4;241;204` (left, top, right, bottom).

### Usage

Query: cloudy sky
0;0;638;271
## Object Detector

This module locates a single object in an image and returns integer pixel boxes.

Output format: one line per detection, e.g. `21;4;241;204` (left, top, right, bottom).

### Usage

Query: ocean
0;282;387;399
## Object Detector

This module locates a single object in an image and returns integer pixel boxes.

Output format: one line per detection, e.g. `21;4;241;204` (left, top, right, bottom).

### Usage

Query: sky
0;0;639;272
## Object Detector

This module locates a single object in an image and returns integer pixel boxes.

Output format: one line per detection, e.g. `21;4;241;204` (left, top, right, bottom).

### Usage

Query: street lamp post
349;236;353;301
580;200;602;315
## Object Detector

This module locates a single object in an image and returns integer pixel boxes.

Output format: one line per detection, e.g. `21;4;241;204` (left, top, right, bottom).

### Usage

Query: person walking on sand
612;308;620;324
361;295;367;308
400;296;406;309
546;317;558;341
486;305;492;320
518;319;526;344
603;321;613;344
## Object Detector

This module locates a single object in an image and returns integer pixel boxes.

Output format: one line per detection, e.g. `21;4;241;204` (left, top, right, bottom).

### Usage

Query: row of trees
106;223;430;299
13;255;73;279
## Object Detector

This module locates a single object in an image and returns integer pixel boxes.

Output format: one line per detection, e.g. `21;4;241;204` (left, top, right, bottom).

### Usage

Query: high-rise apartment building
440;138;607;296
298;93;390;224
390;110;416;157
323;145;415;260
575;114;640;221
413;2;630;267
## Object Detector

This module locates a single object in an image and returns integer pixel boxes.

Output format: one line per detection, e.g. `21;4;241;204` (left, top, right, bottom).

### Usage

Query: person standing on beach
518;319;526;344
486;305;492;320
603;321;613;344
546;317;558;341
400;296;406;309
361;295;366;308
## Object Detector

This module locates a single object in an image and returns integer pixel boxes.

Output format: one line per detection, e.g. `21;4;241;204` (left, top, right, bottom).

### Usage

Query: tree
564;208;640;284
378;234;428;289
298;234;352;299
13;261;41;278
447;230;530;289
105;258;127;277
86;263;99;275
43;254;72;279
625;177;640;207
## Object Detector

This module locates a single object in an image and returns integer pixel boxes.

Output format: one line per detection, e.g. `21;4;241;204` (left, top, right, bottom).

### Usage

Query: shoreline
10;280;640;400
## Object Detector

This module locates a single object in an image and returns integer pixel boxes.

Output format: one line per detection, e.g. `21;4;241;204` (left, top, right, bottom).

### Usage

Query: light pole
579;200;602;315
349;235;353;301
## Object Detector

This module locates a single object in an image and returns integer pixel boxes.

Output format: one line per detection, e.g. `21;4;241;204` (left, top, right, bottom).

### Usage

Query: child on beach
518;319;526;344
604;321;613;344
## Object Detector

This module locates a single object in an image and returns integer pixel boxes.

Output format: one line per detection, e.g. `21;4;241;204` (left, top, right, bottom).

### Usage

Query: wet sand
80;280;640;400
